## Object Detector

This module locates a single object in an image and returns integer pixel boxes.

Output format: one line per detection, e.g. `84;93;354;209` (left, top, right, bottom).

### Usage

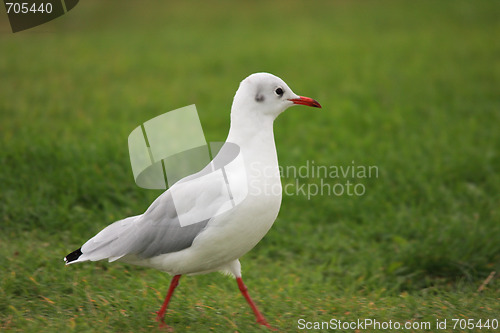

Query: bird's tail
64;248;83;264
63;215;140;265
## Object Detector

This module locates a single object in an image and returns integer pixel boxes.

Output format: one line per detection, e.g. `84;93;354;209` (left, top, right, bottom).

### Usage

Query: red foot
155;311;174;331
257;318;278;331
154;275;181;330
236;277;277;330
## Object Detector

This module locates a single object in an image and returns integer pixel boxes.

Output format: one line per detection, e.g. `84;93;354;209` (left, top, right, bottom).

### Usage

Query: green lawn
1;0;499;332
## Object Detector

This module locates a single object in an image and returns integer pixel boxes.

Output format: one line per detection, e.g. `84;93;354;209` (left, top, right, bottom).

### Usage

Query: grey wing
79;190;209;263
136;190;210;258
77;142;239;264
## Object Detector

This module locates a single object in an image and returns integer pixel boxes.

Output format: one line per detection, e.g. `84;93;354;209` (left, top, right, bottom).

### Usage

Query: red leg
156;274;181;326
236;277;276;330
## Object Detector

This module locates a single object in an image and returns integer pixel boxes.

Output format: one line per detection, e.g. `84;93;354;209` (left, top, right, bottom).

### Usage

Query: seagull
64;72;321;329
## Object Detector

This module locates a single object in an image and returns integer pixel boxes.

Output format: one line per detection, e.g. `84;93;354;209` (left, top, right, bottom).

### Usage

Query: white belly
142;161;283;275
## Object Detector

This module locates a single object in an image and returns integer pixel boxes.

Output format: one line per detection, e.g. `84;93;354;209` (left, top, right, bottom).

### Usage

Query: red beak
288;96;322;108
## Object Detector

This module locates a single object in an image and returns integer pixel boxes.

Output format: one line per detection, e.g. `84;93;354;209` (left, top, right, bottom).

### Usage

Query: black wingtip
64;248;82;264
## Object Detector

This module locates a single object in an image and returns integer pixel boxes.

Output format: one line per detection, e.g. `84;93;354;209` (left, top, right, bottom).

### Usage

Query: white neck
226;107;278;166
225;105;282;203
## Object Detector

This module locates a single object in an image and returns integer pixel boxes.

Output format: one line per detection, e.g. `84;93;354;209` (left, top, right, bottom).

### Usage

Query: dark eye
275;87;284;97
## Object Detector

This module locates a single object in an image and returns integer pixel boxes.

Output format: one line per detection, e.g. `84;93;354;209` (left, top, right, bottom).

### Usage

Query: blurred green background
1;1;499;331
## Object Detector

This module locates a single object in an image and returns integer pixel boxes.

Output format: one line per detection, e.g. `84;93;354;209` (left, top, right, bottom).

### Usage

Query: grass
1;0;499;331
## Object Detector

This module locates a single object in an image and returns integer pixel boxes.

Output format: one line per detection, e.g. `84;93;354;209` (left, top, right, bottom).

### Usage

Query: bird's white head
231;73;321;120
